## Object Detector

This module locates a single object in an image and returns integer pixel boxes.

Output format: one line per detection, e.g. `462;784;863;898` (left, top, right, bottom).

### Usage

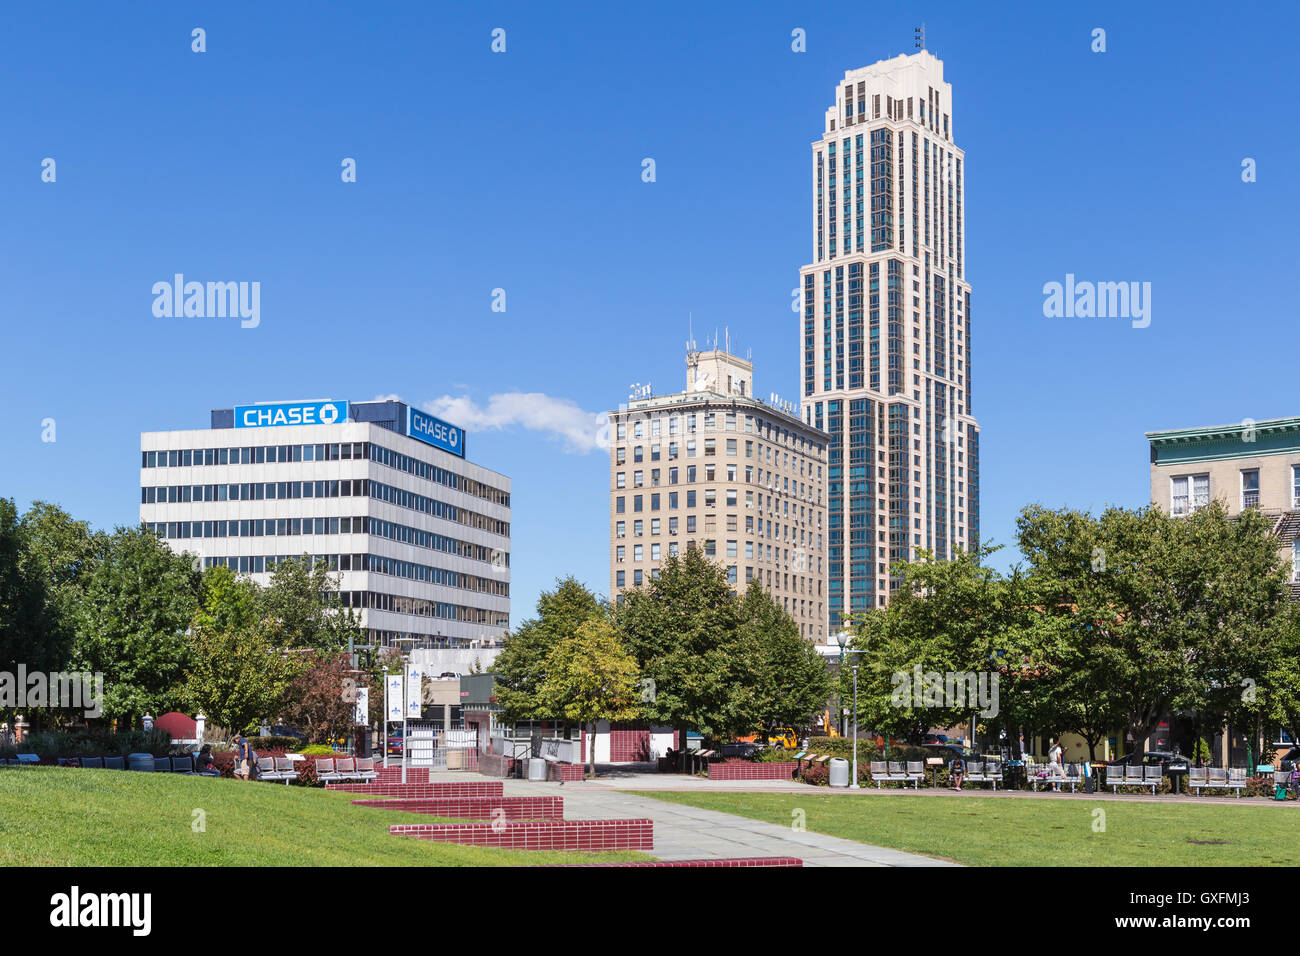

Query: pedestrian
1048;738;1066;792
232;733;257;781
950;754;965;791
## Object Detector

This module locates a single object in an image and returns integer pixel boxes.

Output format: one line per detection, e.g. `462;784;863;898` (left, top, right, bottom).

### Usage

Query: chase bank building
139;398;510;649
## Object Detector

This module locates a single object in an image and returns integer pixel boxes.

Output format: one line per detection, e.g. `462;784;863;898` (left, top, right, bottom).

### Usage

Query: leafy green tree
846;545;1035;746
739;582;831;740
616;547;760;743
538;618;641;778
1017;502;1294;754
0;499;52;676
258;556;363;653
192;565;261;634
494;576;605;724
18;501;98;674
72;526;200;724
183;621;299;734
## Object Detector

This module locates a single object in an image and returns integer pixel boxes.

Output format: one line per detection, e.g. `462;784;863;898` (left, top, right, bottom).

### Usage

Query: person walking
232;733;256;781
1048;738;1066;792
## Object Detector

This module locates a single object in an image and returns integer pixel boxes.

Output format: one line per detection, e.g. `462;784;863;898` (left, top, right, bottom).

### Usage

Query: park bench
1030;762;1083;792
985;761;1003;789
80;756;104;769
315;758;344;785
886;761;910;785
967;760;1002;790
354;756;377;782
965;760;984;785
335;757;366;782
274;757;299;783
1188;767;1208;792
170;755;195;774
253;756;284;782
1226;768;1247;797
868;761;889;788
905;761;926;788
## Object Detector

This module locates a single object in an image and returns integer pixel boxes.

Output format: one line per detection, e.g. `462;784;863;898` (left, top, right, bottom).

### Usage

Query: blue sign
408;407;466;457
234;400;348;429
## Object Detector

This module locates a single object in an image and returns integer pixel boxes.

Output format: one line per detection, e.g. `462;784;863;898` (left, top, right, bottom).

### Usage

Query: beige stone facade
1147;416;1300;593
607;350;830;643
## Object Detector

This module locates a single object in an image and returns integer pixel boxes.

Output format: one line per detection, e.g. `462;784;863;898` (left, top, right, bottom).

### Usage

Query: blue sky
2;2;1297;619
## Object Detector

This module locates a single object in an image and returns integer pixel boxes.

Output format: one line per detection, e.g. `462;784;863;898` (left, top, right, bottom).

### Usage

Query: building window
1293;466;1300;509
615;545;625;562
1294;541;1300;583
633;520;643;536
651;543;661;560
633;545;643;562
633;569;643;586
1241;469;1260;510
616;570;625;587
616;472;626;489
616;521;625;538
1170;474;1208;516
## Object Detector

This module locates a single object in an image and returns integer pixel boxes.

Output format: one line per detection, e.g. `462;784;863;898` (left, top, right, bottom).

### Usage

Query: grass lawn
0;767;651;866
629;790;1300;866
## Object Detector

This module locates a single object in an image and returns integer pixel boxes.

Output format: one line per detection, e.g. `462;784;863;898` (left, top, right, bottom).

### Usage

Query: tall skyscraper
798;50;980;630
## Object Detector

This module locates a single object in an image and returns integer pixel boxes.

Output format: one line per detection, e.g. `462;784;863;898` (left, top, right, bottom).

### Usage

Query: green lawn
629;790;1300;866
0;768;650;866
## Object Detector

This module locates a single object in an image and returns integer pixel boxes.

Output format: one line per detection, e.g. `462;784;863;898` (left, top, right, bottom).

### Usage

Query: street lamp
835;632;862;789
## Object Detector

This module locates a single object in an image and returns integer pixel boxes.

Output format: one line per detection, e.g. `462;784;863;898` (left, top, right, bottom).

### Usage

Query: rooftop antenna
914;22;925;50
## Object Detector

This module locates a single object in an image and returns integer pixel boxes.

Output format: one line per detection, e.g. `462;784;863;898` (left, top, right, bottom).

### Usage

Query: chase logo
234;400;349;429
408;407;466;458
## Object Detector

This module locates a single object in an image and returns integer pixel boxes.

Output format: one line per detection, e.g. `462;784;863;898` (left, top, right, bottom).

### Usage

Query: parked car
922;743;980;765
721;741;761;759
386;726;404;756
1103;751;1188;774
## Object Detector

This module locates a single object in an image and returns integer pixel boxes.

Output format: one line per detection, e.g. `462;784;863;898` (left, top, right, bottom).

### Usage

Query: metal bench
985;761;1003;790
1187;767;1209;793
965;761;984;785
1226;768;1247;797
315;757;344;785
275;757;299;784
886;761;909;785
355;757;378;783
905;761;925;789
869;760;890;788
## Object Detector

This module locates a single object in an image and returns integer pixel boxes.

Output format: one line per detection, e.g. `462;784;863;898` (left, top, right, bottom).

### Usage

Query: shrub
799;763;830;786
248;735;303;752
297;744;335;756
754;747;797;763
15;728;174;758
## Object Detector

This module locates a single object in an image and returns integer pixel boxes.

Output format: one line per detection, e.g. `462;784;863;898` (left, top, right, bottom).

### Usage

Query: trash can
527;758;548;781
127;753;154;772
828;757;850;788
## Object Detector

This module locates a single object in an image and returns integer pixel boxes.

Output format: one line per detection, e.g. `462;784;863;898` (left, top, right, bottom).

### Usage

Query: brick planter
352;795;563;820
390;818;654;851
547;762;585;783
705;760;799;780
326;781;503;799
477;754;516;778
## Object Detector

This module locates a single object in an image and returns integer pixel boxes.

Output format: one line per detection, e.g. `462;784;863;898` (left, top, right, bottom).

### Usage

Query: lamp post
835;632;861;789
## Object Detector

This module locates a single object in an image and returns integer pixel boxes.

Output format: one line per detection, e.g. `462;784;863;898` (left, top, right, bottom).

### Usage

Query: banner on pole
354;686;369;726
405;663;423;720
385;673;404;723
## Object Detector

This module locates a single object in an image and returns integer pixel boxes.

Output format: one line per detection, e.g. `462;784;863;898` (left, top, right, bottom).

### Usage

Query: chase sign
234;400;348;429
408;407;465;458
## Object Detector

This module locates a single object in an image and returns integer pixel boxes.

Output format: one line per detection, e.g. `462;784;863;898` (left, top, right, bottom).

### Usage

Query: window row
189;548;508;596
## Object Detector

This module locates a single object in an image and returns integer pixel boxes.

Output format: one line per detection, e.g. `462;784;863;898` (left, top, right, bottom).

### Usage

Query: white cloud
422;392;607;454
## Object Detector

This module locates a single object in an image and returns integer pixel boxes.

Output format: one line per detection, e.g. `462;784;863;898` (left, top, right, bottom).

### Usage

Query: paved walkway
428;770;955;866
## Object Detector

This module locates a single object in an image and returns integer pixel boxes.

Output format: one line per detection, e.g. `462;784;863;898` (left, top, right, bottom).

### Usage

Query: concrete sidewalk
428;770;955;866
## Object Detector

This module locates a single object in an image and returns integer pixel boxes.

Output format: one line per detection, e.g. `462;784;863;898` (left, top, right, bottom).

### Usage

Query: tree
279;652;357;744
616;547;760;743
739;582;831;740
258;556;363;653
846;544;1032;746
1016;502;1294;755
72;526;199;723
183;567;297;733
494;577;605;725
538;618;641;778
0;499;54;728
18;501;98;676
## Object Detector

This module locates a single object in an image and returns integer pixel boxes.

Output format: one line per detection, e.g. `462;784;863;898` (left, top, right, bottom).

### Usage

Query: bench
1031;762;1083;792
905;761;925;788
171;755;195;774
315;758;344;785
868;761;889;788
967;760;1002;790
886;761;910;785
355;757;378;783
1227;768;1247;797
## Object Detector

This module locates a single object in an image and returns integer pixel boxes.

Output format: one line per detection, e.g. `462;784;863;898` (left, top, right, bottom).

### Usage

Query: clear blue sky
2;2;1297;620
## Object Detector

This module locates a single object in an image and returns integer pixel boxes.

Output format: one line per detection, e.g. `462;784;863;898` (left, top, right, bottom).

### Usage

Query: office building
139;397;511;649
607;349;830;642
